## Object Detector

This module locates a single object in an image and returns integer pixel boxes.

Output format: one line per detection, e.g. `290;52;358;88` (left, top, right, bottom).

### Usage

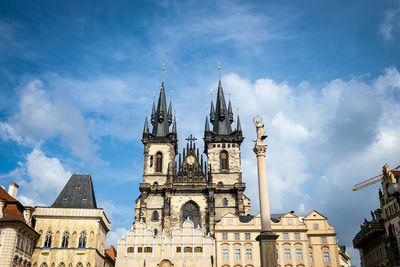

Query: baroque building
31;174;112;267
0;183;39;267
215;210;346;267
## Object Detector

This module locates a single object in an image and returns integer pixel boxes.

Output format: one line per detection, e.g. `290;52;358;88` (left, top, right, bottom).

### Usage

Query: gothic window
78;231;87;248
153;182;158;186
150;156;153;167
58;263;66;267
154;229;158;236
181;201;200;228
156;152;162;172
76;263;83;267
44;231;52;248
40;263;48;267
61;231;69;248
220;151;228;170
223;198;228;207
152;211;159;221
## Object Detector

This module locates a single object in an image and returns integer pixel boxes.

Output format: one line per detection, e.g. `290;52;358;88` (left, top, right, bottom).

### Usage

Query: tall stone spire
172;109;177;134
151;82;170;137
168;99;173;125
210;100;215;123
212;81;232;134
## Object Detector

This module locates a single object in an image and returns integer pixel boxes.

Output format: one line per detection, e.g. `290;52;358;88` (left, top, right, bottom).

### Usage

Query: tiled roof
51;174;97;209
0;186;25;223
106;245;117;260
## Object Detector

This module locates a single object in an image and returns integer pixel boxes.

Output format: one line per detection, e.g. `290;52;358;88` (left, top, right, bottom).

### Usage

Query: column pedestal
256;231;279;267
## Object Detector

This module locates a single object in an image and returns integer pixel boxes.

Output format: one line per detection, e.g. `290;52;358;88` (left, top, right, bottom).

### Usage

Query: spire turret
168;100;173;125
143;116;149;134
151;82;171;137
205;115;210;131
212;80;232;134
236;114;242;132
172;109;177;134
210;100;215;123
151;102;156;124
228;98;233;123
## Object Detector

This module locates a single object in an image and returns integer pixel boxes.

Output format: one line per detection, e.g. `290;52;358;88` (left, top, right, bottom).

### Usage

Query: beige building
0;183;39;267
31;174;112;267
215;210;345;267
116;218;214;267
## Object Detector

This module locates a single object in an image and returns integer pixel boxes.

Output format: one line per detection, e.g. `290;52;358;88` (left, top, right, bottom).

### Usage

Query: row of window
276;249;330;263
150;149;231;173
385;202;399;218
126;246;203;254
16;233;35;254
212;143;237;149
281;232;301;241
43;231;87;248
222;248;252;260
221;232;251;241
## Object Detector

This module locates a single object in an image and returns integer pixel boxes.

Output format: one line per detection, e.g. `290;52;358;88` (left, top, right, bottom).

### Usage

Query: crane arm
353;174;383;191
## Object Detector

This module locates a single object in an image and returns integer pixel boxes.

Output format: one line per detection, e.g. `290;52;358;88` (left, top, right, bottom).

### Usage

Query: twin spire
143;82;176;137
206;80;241;135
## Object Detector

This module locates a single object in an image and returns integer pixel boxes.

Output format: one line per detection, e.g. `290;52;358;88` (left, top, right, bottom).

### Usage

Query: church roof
51;174;97;209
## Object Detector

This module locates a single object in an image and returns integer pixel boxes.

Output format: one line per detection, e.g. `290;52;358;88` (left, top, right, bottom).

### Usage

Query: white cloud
0;122;22;143
26;148;72;195
379;9;400;41
8;79;101;163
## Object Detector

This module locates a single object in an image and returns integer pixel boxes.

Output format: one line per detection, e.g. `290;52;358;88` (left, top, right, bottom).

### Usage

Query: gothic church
134;79;251;236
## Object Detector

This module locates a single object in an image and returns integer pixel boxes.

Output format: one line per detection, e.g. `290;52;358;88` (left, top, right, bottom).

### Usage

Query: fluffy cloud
26;148;72;195
106;227;128;248
5;79;100;163
217;67;400;265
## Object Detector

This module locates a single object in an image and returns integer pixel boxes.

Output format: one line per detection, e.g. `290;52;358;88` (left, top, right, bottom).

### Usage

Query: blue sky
1;0;400;265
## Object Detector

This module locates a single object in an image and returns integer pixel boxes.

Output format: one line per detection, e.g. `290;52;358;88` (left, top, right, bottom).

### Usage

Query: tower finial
218;61;221;81
162;64;165;82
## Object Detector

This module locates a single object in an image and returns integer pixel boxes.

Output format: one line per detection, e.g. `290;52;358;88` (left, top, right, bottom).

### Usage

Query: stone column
253;116;278;267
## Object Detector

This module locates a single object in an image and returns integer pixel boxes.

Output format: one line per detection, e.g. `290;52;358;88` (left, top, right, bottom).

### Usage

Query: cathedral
134;79;251;236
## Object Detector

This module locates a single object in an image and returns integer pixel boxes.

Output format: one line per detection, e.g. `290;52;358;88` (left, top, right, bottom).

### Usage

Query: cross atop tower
186;134;197;146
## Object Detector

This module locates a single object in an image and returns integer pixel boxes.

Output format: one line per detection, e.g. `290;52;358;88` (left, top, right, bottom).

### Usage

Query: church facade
116;79;250;267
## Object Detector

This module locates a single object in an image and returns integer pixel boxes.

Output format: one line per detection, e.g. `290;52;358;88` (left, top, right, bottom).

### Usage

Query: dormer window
156;152;163;172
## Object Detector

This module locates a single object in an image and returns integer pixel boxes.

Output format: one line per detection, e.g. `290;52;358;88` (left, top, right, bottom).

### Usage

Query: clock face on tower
186;155;195;165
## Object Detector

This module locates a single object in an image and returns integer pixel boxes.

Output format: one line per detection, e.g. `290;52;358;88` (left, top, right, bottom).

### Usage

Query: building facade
214;211;343;267
31;174;112;267
0;183;39;267
117;79;249;266
353;163;400;267
116;219;214;267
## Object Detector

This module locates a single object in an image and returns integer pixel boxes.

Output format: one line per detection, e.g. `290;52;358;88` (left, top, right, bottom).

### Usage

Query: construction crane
353;174;383;191
353;165;400;191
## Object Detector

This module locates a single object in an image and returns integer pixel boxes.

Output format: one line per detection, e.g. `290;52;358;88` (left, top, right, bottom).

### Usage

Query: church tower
134;78;250;237
204;80;250;223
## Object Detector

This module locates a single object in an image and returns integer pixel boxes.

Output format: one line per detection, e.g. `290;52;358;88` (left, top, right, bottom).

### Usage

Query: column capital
253;144;267;156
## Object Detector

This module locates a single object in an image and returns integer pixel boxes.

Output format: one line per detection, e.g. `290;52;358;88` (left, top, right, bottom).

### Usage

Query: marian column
253;116;278;267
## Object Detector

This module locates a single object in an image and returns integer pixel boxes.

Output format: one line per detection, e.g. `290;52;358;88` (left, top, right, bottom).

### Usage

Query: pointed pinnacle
143;116;149;134
236;115;242;131
205;115;210;131
172;115;177;134
151;102;156;124
228;99;233;123
210;100;215;123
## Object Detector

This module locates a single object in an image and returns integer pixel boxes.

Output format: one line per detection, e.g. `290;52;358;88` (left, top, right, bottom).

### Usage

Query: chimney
0;198;6;218
8;183;19;198
23;207;35;227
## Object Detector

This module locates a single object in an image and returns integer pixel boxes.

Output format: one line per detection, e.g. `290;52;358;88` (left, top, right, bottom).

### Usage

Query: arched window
40;263;48;267
154;228;158;236
76;263;83;267
78;231;87;248
223;198;228;207
153;182;158;186
61;232;69;248
156;152;163;172
181;201;200;228
152;211;159;221
220;151;228;170
58;263;66;267
44;231;52;248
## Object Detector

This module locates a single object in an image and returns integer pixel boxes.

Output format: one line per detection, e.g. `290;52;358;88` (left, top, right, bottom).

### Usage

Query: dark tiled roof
239;215;254;223
52;174;97;209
